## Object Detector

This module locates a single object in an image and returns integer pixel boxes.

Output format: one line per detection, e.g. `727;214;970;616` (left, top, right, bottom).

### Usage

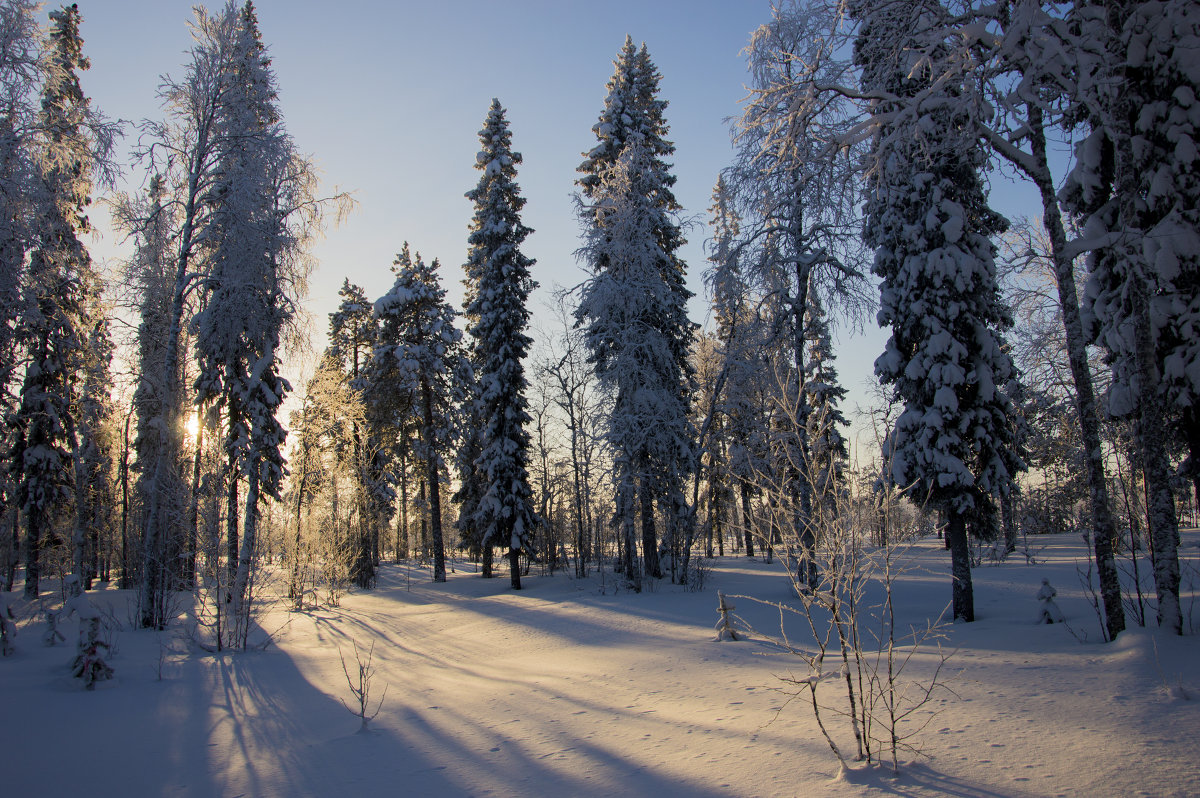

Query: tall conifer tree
578;38;696;582
11;4;97;599
463;99;538;590
0;0;42;417
372;244;459;583
72;302;115;588
124;175;184;594
803;293;848;512
852;0;1023;622
329;279;381;589
577;143;695;586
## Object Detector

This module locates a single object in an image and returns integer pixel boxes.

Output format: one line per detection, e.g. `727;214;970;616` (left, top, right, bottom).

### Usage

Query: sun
184;412;200;441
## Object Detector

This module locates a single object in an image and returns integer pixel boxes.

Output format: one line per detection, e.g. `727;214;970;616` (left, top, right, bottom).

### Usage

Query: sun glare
184;412;200;441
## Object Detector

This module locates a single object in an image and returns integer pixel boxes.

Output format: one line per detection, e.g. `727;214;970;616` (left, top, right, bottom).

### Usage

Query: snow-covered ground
3;531;1199;797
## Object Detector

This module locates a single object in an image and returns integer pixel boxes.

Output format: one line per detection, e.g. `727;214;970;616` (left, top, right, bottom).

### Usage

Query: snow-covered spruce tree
193;1;321;645
576;142;696;588
192;0;279;585
0;0;46;590
71;297;116;589
329;279;382;589
1060;0;1198;634
462;99;538;591
10;3;104;600
362;336;418;564
361;278;422;567
730;1;870;588
371;244;460;583
116;174;187;596
804;292;848;516
0;0;43;398
578;39;696;583
852;0;1023;622
330;280;376;378
450;355;486;571
578;36;674;202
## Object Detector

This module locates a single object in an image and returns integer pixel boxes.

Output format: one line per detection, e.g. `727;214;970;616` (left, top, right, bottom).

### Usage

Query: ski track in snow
3;531;1200;797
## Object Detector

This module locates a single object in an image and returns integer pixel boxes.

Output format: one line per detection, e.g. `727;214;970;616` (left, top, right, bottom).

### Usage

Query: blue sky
78;0;1047;446
80;0;768;301
81;2;772;351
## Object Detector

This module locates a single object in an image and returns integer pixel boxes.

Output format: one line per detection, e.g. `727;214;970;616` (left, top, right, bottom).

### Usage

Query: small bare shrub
340;640;388;732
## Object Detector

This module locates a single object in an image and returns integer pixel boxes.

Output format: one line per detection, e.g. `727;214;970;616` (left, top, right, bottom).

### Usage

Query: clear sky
79;2;777;362
76;0;1044;446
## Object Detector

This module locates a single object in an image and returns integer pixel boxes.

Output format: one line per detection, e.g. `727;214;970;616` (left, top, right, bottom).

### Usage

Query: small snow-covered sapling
1036;578;1065;624
72;615;114;689
990;538;1007;564
60;575;114;689
714;592;740;641
43;610;66;646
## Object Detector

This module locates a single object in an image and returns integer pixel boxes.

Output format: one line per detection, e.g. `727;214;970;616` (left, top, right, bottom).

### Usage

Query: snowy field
3;531;1200;798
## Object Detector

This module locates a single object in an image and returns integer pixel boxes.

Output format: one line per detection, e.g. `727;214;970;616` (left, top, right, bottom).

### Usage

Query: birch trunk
230;464;259;648
1131;279;1182;634
1025;106;1125;640
139;114;212;629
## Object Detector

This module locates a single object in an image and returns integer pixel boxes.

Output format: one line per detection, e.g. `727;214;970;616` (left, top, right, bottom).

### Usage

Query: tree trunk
87;504;99;587
672;465;698;585
792;254;817;591
509;538;522;590
289;441;309;607
68;405;89;589
569;408;587;578
1001;491;1018;555
706;483;715;559
740;482;755;557
226;454;239;583
397;447;409;560
184;410;206;588
230;465;259;648
71;447;86;589
22;504;40;600
140;121;210;629
640;475;661;579
1131;279;1182;634
481;541;494;578
1024;105;1125;641
617;465;639;590
946;508;974;622
119;413;131;589
417;478;427;557
351;420;373;589
421;379;446;583
4;504;18;591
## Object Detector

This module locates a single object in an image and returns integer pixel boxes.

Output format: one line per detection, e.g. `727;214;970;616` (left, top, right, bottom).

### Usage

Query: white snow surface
3;531;1200;797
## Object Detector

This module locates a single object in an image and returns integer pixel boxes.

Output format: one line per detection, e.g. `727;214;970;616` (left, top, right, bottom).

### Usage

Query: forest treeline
0;0;1196;648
